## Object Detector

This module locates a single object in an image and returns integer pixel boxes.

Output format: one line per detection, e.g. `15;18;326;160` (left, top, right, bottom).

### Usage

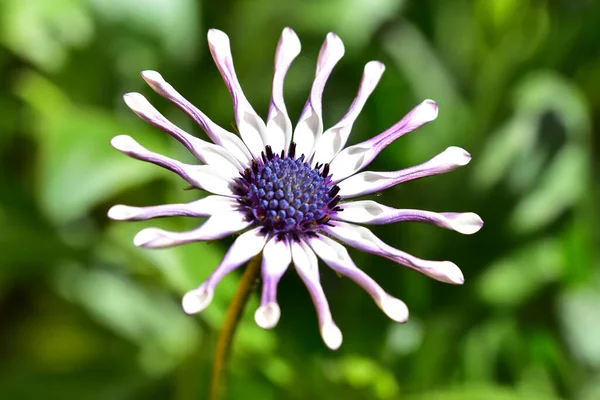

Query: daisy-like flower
108;28;483;350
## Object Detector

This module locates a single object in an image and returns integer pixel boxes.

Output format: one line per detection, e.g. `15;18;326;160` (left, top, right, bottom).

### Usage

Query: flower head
109;28;483;350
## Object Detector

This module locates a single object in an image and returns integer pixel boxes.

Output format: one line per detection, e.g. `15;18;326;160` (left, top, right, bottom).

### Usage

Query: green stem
209;255;262;400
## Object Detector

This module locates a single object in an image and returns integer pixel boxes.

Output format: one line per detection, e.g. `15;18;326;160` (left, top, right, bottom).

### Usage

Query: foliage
0;0;597;399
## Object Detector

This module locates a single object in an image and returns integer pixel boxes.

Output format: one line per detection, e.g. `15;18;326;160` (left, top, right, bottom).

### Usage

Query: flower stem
209;255;262;400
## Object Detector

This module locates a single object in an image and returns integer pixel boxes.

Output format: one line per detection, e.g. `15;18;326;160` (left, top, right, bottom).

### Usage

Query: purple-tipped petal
123;92;243;175
208;29;268;158
329;99;439;181
107;195;239;221
140;70;252;165
292;33;345;159
324;221;465;285
334;200;484;235
255;235;292;329
336;146;471;197
133;211;252;248
182;227;268;314
291;240;342;350
307;235;409;323
266;28;301;154
110;135;237;196
312;61;385;166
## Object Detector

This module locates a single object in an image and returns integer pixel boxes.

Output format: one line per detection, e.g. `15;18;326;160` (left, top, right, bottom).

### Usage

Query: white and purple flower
108;28;482;350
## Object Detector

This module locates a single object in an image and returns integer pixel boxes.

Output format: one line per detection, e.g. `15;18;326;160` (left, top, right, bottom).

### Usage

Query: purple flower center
237;144;341;237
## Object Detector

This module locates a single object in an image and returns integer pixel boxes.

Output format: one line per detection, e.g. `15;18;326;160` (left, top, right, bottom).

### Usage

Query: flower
108;28;483;350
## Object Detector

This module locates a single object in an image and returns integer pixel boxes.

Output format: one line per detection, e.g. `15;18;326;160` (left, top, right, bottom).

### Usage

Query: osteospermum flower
108;28;483;350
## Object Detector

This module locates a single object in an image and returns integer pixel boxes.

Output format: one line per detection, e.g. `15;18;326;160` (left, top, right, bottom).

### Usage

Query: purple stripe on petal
329;99;438;181
133;210;252;248
265;28;301;154
255;235;292;329
336;146;471;197
293;33;345;160
324;221;465;285
108;195;239;221
307;235;409;323
312;61;385;166
110;135;237;197
208;29;268;159
123;93;244;174
334;200;483;234
291;240;342;350
140;71;252;166
182;227;268;314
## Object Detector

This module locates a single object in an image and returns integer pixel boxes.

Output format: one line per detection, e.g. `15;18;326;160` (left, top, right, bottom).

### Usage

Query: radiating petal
337;146;471;197
265;28;301;155
334;200;483;234
291;240;342;350
292;33;344;159
329;99;438;181
182;227;268;314
108;195;239;221
140;70;252;165
255;236;292;329
110;135;237;196
133;211;252;248
312;61;385;166
123;92;243;175
324;221;464;284
307;235;409;322
208;29;268;158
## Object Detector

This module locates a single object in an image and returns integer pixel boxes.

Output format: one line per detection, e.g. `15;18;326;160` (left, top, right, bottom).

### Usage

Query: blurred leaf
477;239;563;308
406;385;560;400
558;278;600;369
53;262;200;375
15;70;170;224
86;0;200;64
0;0;93;71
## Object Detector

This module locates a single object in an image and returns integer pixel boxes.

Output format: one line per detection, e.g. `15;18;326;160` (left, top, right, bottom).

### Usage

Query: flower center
237;144;340;236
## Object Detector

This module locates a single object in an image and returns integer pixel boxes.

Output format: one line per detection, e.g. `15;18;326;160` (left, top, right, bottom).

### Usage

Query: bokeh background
1;0;598;399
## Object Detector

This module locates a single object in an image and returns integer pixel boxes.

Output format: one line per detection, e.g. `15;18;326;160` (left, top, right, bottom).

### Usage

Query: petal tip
380;295;409;323
444;146;471;166
321;322;343;350
141;70;164;85
182;286;213;314
420;99;439;121
110;135;139;152
133;227;165;248
107;205;133;220
207;29;230;47
255;302;281;329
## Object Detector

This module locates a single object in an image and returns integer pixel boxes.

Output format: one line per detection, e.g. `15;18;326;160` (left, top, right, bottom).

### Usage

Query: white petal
133;211;251;248
123;92;243;175
321;321;343;351
291;240;342;349
324;221;465;284
266;28;301;154
336;146;472;197
312;61;385;166
307;234;409;323
329;99;439;182
254;302;281;329
182;285;214;314
140;70;252;165
181;227;268;314
110;135;237;196
208;29;268;159
334;201;483;235
108;196;239;221
293;33;345;159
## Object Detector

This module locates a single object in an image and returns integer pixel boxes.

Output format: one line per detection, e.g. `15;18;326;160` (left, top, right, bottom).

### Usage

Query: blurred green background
0;0;598;399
